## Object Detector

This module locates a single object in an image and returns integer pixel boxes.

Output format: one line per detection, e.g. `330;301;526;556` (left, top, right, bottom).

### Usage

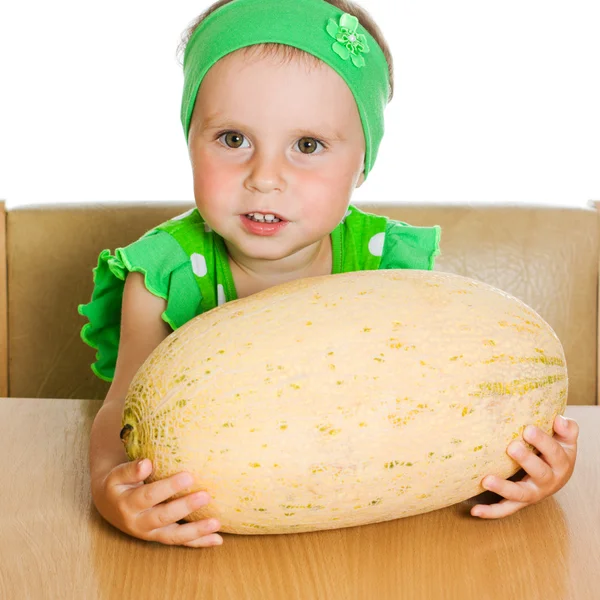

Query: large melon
120;269;567;535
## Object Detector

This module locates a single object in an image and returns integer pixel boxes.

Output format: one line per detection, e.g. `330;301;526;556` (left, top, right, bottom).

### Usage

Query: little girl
79;0;579;548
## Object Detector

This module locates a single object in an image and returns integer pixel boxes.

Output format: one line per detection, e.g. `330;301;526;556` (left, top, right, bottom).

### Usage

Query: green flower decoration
326;12;370;68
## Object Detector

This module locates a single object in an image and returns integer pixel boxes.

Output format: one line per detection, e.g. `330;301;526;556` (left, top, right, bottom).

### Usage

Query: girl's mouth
240;214;289;236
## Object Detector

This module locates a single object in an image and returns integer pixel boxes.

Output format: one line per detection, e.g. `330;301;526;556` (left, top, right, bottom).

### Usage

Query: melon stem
120;423;140;460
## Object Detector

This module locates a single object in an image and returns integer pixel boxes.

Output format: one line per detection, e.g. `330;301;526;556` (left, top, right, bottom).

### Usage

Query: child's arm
89;272;223;547
89;272;171;483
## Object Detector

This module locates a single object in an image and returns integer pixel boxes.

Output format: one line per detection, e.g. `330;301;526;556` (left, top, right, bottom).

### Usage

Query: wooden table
1;399;598;600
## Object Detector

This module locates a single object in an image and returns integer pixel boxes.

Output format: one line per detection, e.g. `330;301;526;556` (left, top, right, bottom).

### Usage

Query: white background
0;0;598;209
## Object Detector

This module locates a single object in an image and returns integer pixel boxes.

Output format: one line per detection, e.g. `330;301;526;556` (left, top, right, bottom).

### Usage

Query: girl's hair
176;0;394;102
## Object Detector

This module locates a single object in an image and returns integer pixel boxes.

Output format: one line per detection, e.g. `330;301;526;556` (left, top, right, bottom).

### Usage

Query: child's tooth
247;212;281;223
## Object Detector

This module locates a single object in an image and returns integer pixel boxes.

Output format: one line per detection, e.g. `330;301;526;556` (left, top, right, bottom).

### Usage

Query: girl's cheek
294;166;347;202
192;149;237;197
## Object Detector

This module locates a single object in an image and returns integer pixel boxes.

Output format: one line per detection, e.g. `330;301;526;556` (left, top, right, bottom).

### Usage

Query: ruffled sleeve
77;229;202;382
379;220;442;271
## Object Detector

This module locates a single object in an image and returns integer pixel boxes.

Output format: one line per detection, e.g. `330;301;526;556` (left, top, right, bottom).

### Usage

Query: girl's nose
245;150;286;193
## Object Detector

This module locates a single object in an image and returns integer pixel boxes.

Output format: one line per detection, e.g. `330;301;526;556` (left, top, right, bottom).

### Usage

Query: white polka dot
191;253;208;277
368;232;385;256
204;223;213;233
217;284;227;306
171;208;195;221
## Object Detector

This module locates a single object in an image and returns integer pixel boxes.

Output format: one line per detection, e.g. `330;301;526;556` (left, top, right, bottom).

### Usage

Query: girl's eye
297;137;325;155
220;132;249;149
218;132;325;154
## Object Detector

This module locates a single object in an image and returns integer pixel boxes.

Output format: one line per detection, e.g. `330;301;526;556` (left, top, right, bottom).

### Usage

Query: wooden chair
2;199;599;405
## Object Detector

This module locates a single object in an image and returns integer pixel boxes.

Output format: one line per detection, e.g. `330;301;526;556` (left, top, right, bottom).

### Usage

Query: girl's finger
137;491;215;532
148;520;223;547
129;471;197;512
471;498;526;519
521;426;570;473
109;458;153;490
507;439;556;482
552;416;580;448
481;474;538;504
183;533;224;548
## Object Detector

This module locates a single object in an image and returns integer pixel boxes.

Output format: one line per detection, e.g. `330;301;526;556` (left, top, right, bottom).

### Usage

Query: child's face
187;49;366;263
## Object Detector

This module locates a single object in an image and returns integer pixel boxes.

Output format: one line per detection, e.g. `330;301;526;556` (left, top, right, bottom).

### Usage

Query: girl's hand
471;415;579;519
92;458;223;547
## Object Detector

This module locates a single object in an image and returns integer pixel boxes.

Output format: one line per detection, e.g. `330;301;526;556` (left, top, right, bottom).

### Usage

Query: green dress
78;204;442;382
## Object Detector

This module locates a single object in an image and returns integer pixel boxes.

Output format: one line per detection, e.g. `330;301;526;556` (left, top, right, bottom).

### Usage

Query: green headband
181;0;390;180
